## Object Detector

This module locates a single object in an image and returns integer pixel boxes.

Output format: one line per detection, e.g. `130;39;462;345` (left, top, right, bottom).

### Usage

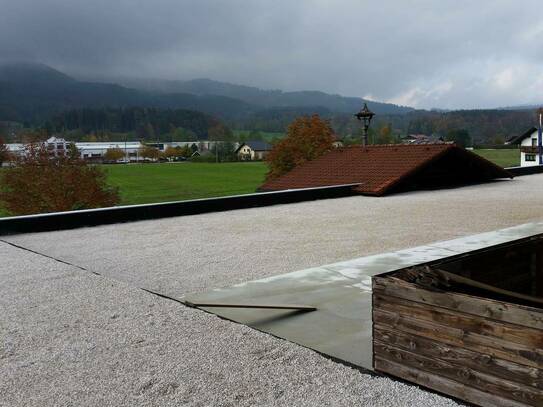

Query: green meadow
472;149;519;168
104;162;268;206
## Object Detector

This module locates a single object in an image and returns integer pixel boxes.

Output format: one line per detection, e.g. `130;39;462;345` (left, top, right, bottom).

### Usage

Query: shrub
0;143;120;215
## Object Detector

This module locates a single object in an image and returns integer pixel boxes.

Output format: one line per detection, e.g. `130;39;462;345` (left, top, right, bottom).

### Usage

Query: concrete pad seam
0;239;93;273
1;238;198;312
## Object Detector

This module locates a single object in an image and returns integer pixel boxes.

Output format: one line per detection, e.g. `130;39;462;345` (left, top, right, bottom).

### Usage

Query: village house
45;136;69;157
506;126;543;167
235;140;272;161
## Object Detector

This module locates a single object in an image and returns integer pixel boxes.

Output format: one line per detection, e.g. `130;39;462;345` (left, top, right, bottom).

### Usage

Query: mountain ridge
112;76;415;114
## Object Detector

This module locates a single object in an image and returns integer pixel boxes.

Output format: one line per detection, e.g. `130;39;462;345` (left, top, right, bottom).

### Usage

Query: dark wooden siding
373;274;543;407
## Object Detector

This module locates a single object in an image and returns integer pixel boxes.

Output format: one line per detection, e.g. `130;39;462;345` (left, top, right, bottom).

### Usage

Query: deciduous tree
139;145;161;161
67;142;81;160
104;147;125;162
446;129;471;148
374;124;395;144
265;114;335;180
164;146;182;161
0;143;119;215
181;145;193;158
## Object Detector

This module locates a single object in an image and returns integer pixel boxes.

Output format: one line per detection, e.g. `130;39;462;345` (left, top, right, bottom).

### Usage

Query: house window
532;139;538;147
526;154;536;162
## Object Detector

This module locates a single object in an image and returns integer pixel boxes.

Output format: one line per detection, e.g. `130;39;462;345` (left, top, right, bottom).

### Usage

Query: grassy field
104;162;268;206
472;149;519;168
233;130;285;142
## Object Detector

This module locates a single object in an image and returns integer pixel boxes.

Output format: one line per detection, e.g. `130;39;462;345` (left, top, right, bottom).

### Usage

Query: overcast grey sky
1;0;542;109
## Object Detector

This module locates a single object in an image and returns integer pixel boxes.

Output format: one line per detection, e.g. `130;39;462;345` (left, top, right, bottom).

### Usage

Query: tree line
43;107;233;142
229;108;541;146
4;105;541;148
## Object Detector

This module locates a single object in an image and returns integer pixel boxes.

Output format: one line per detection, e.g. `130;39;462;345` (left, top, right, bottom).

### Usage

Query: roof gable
243;140;272;151
506;127;537;145
259;144;511;196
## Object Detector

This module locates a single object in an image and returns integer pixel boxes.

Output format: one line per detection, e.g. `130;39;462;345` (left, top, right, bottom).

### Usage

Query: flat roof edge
0;184;360;236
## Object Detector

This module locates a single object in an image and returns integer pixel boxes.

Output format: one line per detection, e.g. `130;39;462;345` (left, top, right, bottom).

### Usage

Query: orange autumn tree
0;143;120;215
265;114;335;180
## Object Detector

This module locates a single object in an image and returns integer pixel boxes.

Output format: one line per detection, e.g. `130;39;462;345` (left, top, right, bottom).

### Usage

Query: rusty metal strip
184;301;316;312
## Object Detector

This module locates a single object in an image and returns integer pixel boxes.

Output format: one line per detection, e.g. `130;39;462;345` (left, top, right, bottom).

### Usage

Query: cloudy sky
1;0;542;109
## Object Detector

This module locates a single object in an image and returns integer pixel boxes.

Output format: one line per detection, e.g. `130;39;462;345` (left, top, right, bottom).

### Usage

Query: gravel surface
3;176;543;406
5;175;543;298
0;241;461;407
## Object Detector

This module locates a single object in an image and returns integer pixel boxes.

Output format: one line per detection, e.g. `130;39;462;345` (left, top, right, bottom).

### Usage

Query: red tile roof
259;144;512;196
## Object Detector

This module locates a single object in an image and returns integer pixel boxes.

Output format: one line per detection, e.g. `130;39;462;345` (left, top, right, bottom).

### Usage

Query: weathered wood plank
425;266;543;306
374;325;543;390
374;341;542;405
374;293;543;348
374;356;532;407
373;275;543;330
374;308;543;368
536;241;543;297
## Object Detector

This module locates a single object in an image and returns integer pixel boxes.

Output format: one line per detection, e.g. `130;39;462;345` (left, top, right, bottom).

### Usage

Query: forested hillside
0;63;251;123
118;77;414;115
46;107;230;141
0;62;410;124
1;62;540;145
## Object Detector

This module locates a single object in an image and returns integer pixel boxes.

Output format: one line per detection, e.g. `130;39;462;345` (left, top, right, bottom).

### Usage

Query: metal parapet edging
505;164;543;176
0;183;361;236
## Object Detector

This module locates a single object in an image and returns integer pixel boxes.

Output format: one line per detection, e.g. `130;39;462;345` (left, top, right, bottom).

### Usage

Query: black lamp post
354;102;375;146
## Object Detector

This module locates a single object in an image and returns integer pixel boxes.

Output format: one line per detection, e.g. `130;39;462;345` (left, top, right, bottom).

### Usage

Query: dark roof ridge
506;127;537;145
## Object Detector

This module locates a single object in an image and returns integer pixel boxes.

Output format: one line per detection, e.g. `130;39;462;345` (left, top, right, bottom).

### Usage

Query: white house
235;140;272;161
506;127;542;167
45;136;69;157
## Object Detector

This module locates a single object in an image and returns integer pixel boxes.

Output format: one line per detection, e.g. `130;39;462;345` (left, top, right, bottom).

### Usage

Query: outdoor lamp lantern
355;102;375;146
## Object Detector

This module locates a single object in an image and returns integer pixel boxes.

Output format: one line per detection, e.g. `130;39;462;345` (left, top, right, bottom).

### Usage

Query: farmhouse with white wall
235;140;272;161
506;127;542;167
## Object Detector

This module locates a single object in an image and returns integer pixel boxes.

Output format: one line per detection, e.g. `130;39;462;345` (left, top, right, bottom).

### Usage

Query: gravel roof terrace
3;174;543;406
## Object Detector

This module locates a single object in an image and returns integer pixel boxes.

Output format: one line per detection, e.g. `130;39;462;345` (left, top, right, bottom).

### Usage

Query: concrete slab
185;222;543;370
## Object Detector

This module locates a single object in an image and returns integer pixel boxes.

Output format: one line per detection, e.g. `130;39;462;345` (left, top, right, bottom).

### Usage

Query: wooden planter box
372;238;543;407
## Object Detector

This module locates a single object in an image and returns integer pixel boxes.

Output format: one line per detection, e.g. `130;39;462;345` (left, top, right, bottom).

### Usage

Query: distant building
5;138;236;163
401;134;445;144
45;136;69;157
331;134;344;148
6;137;70;159
505;127;542;167
76;141;143;162
235;140;272;161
